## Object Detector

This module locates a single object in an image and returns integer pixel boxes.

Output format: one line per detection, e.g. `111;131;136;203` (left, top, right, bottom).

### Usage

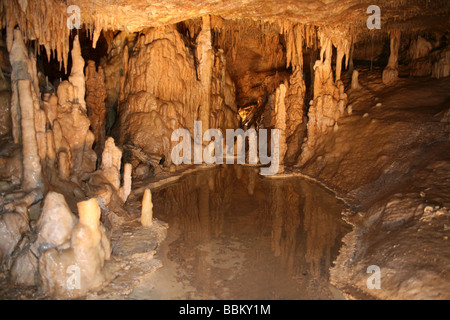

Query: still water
131;165;350;300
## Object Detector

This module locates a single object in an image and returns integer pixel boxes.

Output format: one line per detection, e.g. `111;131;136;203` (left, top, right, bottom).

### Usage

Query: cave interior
0;0;449;300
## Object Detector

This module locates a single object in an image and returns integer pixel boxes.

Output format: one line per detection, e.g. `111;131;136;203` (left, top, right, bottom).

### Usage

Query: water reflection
151;165;349;299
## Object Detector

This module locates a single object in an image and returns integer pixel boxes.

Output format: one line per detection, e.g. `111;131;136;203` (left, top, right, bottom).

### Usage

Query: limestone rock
33;192;76;253
0;210;29;264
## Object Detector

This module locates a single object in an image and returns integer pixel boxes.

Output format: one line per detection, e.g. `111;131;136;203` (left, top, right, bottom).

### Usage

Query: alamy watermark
66;265;81;290
171;121;280;175
366;5;381;30
366;265;381;290
67;5;81;30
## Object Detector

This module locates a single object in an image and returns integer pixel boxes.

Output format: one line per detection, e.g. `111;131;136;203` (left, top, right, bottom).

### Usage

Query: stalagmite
39;198;111;298
197;15;214;140
10;192;76;286
68;35;86;112
351;70;362;90
274;83;288;172
101;137;122;190
382;30;401;85
18;79;42;191
119;163;132;203
9;29;27;144
141;188;153;227
85;60;107;159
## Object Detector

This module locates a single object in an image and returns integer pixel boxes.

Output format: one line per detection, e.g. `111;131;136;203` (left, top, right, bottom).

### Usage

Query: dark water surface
132;165;350;300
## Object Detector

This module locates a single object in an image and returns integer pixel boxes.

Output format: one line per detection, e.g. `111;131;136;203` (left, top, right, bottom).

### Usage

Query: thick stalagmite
49;36;97;179
9;29;43;191
351;70;362;90
141;188;153;227
382;30;401;85
18;79;42;191
100;137;122;190
197;16;214;140
39;198;111;298
85;60;107;159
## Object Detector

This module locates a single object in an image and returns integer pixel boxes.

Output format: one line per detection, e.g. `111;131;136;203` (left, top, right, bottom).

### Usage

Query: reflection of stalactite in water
151;166;347;299
268;181;302;274
247;168;257;195
302;180;343;279
234;165;243;180
270;182;283;258
279;184;302;274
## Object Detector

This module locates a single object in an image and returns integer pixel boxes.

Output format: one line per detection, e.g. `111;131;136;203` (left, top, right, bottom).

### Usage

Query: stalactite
285;24;304;73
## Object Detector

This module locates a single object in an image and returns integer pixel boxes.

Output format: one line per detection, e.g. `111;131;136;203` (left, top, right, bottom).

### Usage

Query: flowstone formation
299;29;349;166
116;21;240;168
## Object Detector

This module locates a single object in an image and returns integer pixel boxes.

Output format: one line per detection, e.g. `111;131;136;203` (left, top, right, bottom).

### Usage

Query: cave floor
309;67;450;299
